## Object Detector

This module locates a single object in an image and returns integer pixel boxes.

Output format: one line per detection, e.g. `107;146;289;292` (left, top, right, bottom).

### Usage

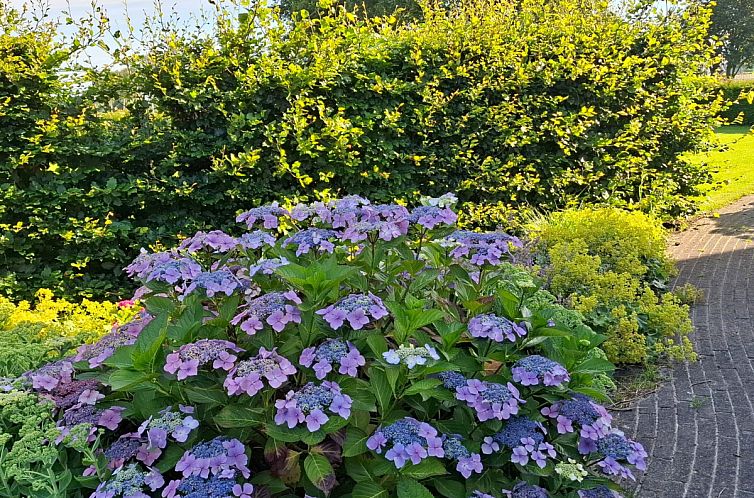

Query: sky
9;0;218;65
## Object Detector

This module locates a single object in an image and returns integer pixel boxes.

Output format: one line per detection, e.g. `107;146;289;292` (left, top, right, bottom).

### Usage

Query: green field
692;126;754;212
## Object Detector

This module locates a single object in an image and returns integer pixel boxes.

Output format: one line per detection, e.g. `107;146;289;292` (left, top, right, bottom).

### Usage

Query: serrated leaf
351;482;389;498
214;405;264;428
397;478;434;498
403;378;442;396
400;457;448;479
304;453;333;489
342;427;369;457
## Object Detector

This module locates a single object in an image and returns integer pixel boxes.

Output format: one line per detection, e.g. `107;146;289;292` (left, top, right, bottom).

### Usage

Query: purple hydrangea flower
316;293;388;330
409;205;458;229
174;437;250;479
236;202;289;229
182;268;245;298
134;254;204;286
382;343;440;369
468;313;527;343
238;230;277;250
471;492;497;498
442;230;523;266
91;463;163;498
366;418;444;468
75;312;153;368
28;360;74;391
283;228;339;256
162;472;253;498
454;379;524;421
541;394;613;454
511;355;570;387
224;347;297;396
125;250;178;280
56;405;125;444
442;434;484;478
138;406;199;453
577;486;623;498
248;257;289;276
593;431;648;480
299;339;366;379
436;371;468;390
231;291;302;335
103;436;142;469
179;230;238;253
503;482;550;498
164;340;243;380
274;381;352;432
486;416;556;468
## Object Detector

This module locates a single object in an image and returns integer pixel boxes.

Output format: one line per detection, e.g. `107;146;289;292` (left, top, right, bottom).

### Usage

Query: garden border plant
4;194;644;497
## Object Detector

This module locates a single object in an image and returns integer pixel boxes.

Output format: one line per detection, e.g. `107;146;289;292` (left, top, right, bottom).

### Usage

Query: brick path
615;196;754;498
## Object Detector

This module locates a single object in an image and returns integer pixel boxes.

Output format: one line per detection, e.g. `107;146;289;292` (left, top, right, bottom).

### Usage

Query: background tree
709;0;754;77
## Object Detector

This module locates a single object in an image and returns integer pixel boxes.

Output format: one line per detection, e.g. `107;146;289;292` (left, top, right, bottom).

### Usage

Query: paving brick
609;196;754;497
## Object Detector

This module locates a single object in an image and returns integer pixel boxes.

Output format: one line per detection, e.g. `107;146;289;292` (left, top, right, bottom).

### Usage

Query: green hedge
0;0;726;300
716;79;754;125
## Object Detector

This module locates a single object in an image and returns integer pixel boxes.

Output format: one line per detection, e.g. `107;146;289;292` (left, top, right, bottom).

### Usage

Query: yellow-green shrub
0;290;138;377
534;208;694;364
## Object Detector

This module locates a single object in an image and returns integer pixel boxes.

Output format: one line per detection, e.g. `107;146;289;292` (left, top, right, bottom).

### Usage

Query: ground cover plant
0;290;138;378
0;0;727;300
531;208;695;365
2;195;644;497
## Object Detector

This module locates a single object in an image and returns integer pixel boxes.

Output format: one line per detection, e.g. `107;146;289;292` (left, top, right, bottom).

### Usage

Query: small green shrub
716;79;754;126
534;208;695;364
0;290;138;377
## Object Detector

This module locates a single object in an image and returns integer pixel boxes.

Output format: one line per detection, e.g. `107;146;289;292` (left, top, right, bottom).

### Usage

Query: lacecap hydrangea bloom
299;339;366;379
593;432;648;480
511;355;570;387
164;340;243;380
274;381;352;431
408;205;458;229
503;482;550;498
75;312;152;368
178;230;238;254
236;202;289;229
182;269;246;298
283;228;339;256
163;472;254;498
383;343;440;368
366;417;444;468
555;458;589;482
441;434;484;478
316;293;388;330
174;437;250;479
483;416;555;468
91;463;164;498
231;291;301;335
468;313;527;343
453;377;525;421
577;486;624;498
224;347;297;396
133;406;200;465
442;230;523;266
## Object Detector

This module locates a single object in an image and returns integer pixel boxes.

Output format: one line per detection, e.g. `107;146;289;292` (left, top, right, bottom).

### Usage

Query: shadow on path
614;195;754;498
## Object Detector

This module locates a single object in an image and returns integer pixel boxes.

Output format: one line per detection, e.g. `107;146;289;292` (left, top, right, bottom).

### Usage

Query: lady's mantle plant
17;194;640;497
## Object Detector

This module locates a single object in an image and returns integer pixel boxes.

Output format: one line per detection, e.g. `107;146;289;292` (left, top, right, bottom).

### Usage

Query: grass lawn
691;126;754;212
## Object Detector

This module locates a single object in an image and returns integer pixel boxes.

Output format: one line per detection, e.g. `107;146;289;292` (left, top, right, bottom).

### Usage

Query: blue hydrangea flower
231;291;302;335
91;463;164;498
468;313;527;343
299;339;366;379
442;230;522;266
503;482;549;498
236;202;289;229
274;381;352;432
454;379;524;421
178;230;238;253
511;355;570;387
366;418;444;468
283;228;338;256
238;230;277;250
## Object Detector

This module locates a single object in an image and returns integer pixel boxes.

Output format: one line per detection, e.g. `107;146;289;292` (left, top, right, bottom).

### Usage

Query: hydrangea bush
11;194;643;497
